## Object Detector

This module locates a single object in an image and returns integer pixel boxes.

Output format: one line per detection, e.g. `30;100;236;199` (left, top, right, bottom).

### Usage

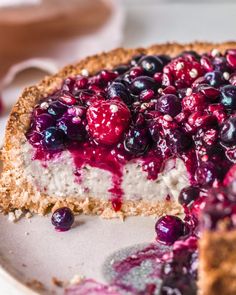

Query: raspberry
87;99;131;145
182;93;206;112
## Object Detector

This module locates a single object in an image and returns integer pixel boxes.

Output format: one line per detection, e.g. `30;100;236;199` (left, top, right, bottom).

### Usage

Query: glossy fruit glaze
27;48;236;211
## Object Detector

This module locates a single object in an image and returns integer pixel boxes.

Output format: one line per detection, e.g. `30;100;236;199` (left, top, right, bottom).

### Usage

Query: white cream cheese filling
22;142;189;202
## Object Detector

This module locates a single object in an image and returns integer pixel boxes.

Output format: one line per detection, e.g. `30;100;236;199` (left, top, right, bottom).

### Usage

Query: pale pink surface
65;279;120;295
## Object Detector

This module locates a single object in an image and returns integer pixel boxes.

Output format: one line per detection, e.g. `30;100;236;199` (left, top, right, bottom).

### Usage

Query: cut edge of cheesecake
198;229;236;295
1;41;236;218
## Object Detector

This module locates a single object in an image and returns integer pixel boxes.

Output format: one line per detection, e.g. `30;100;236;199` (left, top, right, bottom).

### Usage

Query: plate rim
0;260;38;294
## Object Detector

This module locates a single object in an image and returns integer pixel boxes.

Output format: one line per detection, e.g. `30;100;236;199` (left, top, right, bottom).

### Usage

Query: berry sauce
26;48;236;211
65;237;198;295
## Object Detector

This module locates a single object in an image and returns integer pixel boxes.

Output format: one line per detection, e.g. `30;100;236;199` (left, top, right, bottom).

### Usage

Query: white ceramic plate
0;213;156;294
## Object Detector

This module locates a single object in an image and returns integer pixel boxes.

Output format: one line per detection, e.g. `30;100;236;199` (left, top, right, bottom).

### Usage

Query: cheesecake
1;42;236;218
1;41;236;294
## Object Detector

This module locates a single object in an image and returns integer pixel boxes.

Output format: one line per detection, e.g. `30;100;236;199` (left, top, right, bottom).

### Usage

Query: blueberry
178;50;201;60
195;161;219;186
138;55;164;75
156;94;182;117
113;65;130;74
155;215;186;245
178;186;200;206
204;71;225;87
167;129;193;154
130;54;144;66
51;207;74;231
130;76;157;95
124;127;150;155
58;115;86;141
157;54;171;66
107;81;132;105
122;73;133;85
177;88;189;99
48;101;67;118
34;113;55;132
62;77;76;92
220;117;236;146
213;57;231;73
220;85;236;110
43;127;65;150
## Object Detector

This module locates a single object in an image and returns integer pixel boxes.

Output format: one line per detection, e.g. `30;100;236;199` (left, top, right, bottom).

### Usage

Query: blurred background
0;0;236;143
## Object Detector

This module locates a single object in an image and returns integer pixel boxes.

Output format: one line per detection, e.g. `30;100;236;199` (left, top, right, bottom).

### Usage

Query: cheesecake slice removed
1;42;236;219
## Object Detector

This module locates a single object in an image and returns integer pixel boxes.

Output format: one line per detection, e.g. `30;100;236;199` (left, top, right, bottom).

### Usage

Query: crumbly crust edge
198;230;236;295
1;41;236;217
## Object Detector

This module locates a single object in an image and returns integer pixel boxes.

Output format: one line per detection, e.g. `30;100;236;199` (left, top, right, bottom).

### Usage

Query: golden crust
199;230;236;295
1;41;236;217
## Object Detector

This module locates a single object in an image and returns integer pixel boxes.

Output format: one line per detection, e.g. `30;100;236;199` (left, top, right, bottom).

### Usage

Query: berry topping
43;127;65;150
229;73;236;86
58;115;86;141
51;207;74;231
199;85;220;100
167;129;192;154
158;54;171;66
113;65;130;74
200;55;214;72
164;56;203;88
155;215;186;245
156;94;182;117
48;101;68;118
87;99;131;145
27;131;43;148
59;91;77;106
107;81;132;105
138;55;164;76
130;76;157;95
220;85;236;110
182;93;206;112
34;113;55;132
226;51;236;69
140;89;155;102
204;71;225;87
178;186;200;206
213;57;230;73
220;117;236;146
223;163;236;186
130;54;144;66
124;126;150;155
195;161;219;186
62;77;76;92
